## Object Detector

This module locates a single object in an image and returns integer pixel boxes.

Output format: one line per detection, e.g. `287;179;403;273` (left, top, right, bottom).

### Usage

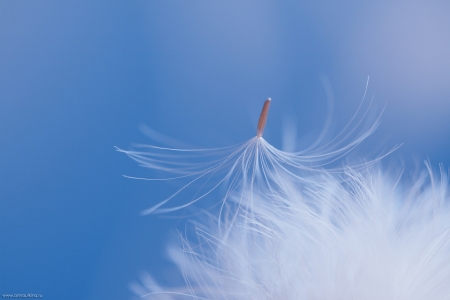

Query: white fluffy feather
121;103;450;300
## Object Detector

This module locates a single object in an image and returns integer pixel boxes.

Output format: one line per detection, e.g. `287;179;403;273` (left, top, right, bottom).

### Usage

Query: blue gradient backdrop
1;1;450;299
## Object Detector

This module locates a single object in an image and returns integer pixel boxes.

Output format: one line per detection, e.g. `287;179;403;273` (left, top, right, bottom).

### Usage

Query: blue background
1;1;450;299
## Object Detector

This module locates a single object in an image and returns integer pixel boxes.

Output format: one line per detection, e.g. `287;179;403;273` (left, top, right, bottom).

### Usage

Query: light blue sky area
1;1;450;299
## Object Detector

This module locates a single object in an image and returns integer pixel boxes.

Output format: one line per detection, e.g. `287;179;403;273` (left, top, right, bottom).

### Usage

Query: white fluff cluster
121;106;450;300
162;166;450;300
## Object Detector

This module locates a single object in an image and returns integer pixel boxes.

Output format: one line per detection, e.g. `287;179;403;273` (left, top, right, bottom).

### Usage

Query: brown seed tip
256;98;271;138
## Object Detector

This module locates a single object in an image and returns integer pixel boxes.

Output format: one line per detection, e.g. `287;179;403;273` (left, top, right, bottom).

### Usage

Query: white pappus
118;96;450;300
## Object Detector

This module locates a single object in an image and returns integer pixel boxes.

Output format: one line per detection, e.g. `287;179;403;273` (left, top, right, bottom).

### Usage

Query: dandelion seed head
120;96;450;300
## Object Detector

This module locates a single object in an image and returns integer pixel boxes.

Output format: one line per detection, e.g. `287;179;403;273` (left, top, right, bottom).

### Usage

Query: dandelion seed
256;98;271;138
118;97;385;216
121;96;450;300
